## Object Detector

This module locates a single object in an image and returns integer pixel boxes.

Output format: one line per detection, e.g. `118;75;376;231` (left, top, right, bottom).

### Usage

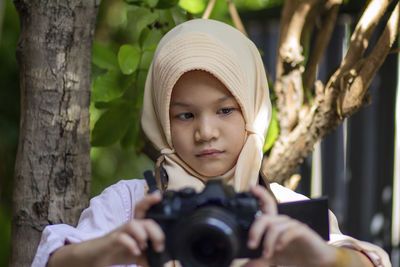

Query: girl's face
170;70;247;177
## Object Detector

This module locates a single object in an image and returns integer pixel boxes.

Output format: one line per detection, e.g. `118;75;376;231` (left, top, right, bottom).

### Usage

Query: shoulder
269;182;309;203
109;179;147;197
105;178;147;206
89;179;147;221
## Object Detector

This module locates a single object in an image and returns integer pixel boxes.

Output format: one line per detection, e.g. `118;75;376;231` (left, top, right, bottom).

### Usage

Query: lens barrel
174;206;241;267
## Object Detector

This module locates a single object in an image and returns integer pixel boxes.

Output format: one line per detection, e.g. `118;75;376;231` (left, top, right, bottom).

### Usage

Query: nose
194;116;219;142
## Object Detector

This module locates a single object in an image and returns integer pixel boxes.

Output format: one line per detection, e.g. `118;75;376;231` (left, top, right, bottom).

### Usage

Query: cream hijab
141;19;271;192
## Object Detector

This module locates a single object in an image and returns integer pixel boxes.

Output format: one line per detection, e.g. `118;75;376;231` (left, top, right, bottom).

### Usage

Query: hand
47;192;164;267
99;192;165;266
245;186;336;267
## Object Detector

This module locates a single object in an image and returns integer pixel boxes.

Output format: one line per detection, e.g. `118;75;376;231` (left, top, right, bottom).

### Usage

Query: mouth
196;149;224;158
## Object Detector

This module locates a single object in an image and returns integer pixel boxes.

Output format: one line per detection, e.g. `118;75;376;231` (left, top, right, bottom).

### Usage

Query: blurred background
1;0;399;265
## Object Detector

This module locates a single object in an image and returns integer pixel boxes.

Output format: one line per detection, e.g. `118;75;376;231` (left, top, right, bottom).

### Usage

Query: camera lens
190;225;232;264
174;207;240;267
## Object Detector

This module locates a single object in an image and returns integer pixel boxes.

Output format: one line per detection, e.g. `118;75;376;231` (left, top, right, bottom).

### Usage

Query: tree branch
227;0;247;36
342;2;400;116
303;3;340;91
263;0;399;183
202;0;216;19
275;0;320;136
328;0;392;88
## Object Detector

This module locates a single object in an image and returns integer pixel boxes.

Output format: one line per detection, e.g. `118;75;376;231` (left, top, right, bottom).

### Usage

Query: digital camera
145;179;262;267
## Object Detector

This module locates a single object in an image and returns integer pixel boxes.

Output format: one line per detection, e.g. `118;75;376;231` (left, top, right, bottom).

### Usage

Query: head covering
141;19;271;192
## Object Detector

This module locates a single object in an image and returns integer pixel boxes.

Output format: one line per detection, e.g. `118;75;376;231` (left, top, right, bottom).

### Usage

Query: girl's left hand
245;185;336;267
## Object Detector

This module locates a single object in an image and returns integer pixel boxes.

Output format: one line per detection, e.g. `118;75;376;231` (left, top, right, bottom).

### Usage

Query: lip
196;149;224;158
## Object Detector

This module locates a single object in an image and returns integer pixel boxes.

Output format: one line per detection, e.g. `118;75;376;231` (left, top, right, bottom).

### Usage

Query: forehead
171;70;235;101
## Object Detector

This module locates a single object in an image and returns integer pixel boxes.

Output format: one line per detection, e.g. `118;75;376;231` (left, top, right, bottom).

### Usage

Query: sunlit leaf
178;0;206;14
92;42;119;71
91;102;133;147
118;45;141;75
263;107;279;152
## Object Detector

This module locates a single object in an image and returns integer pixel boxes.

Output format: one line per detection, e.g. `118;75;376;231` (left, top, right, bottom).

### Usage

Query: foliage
91;3;178;150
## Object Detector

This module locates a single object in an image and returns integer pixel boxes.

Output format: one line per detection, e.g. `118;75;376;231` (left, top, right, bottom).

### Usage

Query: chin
197;169;227;178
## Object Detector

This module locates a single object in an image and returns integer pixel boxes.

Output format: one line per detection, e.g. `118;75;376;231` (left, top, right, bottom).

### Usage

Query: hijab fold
141;19;271;192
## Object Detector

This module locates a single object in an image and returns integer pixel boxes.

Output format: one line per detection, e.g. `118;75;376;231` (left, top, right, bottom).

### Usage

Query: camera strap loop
154;155;169;192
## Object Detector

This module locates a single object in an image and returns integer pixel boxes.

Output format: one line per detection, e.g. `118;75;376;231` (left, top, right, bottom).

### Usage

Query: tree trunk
10;1;100;266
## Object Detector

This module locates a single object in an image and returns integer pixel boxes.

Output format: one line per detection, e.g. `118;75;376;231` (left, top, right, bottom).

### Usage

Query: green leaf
158;9;176;33
92;43;119;71
127;7;158;40
156;0;179;9
178;0;206;14
95;98;130;109
135;70;148;107
125;0;159;8
121;114;140;148
92;70;129;102
140;51;155;70
118;45;141;75
263;107;279;153
147;0;159;7
125;0;144;4
91;102;133;147
139;28;162;50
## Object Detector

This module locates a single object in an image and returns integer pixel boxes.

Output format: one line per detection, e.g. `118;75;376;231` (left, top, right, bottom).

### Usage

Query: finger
250;185;277;215
126;221;149;250
247;214;281;249
263;217;297;258
143;219;165;252
242;258;272;267
275;222;314;251
117;232;142;257
135;192;162;219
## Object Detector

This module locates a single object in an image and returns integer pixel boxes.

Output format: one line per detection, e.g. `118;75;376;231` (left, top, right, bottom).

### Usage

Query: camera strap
143;170;159;193
143;155;169;193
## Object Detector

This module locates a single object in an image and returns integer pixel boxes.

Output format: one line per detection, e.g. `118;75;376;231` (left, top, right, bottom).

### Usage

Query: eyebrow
171;95;234;107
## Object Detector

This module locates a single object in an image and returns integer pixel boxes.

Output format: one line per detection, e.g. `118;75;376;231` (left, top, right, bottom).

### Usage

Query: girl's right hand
98;192;165;267
47;192;164;267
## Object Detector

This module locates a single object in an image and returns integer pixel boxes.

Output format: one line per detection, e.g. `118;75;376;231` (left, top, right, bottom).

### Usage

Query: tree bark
263;0;399;184
11;1;100;266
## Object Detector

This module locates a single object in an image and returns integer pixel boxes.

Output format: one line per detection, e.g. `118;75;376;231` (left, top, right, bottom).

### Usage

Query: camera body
145;179;262;267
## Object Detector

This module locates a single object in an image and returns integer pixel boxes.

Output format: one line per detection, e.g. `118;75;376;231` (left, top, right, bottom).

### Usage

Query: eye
176;112;194;120
218;107;235;115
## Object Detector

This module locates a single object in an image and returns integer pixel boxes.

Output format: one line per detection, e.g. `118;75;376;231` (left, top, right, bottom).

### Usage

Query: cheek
224;114;247;153
233;115;247;142
171;124;189;155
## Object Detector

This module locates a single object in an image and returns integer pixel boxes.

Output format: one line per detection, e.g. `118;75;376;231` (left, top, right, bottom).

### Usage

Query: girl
32;19;390;267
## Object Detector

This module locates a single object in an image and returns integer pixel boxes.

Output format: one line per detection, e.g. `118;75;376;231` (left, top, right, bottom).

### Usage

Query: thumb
134;192;162;219
250;185;277;215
